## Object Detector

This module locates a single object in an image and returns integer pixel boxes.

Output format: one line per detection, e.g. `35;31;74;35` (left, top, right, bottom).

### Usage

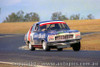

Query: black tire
72;42;81;51
30;46;35;51
29;43;35;51
57;48;63;51
42;41;50;51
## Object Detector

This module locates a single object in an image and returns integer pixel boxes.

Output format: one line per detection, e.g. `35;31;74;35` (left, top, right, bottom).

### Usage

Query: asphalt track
0;33;100;67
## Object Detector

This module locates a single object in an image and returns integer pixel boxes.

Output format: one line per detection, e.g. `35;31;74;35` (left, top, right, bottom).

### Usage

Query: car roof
37;20;64;25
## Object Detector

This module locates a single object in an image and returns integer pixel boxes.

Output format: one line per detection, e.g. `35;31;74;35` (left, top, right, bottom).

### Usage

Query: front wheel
42;41;50;51
57;48;63;51
72;42;81;51
29;43;35;51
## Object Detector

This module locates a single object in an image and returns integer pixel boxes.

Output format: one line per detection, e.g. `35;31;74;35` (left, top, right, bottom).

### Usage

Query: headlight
75;32;81;39
48;35;55;41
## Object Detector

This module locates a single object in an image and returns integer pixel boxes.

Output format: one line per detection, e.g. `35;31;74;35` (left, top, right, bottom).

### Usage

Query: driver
41;25;46;31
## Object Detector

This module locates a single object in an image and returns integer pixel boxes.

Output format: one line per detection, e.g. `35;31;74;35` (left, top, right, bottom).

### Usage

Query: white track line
0;34;23;38
18;45;43;50
0;61;50;67
0;61;14;65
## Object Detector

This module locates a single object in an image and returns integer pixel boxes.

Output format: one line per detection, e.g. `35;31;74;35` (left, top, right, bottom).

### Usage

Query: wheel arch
41;39;47;45
26;40;30;45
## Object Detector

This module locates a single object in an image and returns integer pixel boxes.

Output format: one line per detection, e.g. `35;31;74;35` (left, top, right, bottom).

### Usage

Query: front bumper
47;39;80;48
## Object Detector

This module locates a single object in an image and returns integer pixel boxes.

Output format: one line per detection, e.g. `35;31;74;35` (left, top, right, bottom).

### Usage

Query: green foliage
24;12;40;22
69;14;94;20
3;10;40;22
32;13;40;21
17;10;24;22
4;13;18;22
3;10;95;23
70;14;80;20
87;14;94;19
51;12;68;20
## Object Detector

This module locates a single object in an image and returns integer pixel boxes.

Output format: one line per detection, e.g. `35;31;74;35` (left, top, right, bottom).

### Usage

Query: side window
40;25;46;31
31;24;36;32
35;24;40;31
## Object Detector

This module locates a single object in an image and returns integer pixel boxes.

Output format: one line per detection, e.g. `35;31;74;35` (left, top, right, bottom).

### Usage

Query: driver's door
33;24;41;45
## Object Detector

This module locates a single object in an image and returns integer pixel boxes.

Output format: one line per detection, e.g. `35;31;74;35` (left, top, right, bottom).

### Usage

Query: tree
24;13;30;22
17;10;24;22
0;8;1;14
32;13;40;21
3;13;18;22
51;12;61;20
87;14;94;19
9;13;18;22
70;14;80;20
3;10;40;22
24;12;40;22
51;12;68;20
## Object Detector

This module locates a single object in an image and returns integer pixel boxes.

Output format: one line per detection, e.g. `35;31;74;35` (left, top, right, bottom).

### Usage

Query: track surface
0;33;100;67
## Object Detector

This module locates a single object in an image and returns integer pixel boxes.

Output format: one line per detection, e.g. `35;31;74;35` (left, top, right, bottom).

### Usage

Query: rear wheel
72;42;81;51
42;41;50;51
57;48;63;51
29;43;35;51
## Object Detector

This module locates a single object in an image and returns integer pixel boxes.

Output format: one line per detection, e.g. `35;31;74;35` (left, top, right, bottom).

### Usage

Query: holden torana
24;20;81;51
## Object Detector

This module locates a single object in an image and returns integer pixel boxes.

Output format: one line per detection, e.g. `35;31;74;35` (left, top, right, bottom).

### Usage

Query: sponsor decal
33;33;45;38
33;34;38;38
39;33;45;38
75;34;80;36
48;35;55;41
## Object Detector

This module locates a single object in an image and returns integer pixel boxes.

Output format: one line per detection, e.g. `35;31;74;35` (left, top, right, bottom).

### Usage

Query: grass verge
0;19;100;34
81;33;100;51
65;33;100;51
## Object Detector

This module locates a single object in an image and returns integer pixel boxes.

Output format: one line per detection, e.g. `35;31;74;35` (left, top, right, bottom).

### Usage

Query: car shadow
28;49;84;52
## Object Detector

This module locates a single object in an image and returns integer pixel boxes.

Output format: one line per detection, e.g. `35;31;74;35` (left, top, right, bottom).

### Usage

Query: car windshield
40;23;70;31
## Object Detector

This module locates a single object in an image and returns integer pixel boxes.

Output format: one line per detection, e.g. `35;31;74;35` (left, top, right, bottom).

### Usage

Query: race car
24;20;81;51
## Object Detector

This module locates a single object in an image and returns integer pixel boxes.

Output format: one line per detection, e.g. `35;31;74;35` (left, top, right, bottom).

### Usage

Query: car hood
47;29;79;35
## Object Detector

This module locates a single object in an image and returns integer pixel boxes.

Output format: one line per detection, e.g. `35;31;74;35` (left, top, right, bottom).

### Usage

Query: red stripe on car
28;26;33;41
40;21;66;26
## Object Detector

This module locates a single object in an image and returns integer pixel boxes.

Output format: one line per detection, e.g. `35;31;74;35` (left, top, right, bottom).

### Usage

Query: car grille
55;35;73;40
